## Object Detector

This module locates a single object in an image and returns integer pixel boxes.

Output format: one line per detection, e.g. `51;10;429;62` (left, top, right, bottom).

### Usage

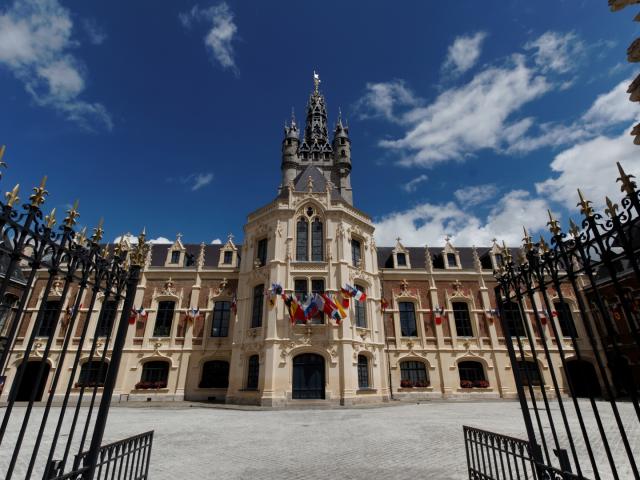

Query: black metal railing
482;162;640;479
0;147;152;479
50;431;154;480
464;426;583;480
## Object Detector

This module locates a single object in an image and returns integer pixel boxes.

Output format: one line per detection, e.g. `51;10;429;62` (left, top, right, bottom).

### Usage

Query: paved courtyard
2;399;639;479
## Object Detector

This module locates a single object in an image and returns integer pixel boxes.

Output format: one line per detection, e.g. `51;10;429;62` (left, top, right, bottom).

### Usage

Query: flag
231;294;237;315
321;294;344;324
342;284;366;302
267;283;283;308
537;310;547;325
381;298;389;312
65;303;82;320
333;294;347;320
129;308;137;325
283;294;305;325
137;307;148;318
186;307;200;320
303;294;320;320
339;289;350;309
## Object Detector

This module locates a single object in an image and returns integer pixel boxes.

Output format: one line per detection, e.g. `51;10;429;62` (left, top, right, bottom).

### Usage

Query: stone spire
299;71;333;158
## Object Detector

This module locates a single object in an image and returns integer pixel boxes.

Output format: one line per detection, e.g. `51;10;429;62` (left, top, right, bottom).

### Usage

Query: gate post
82;255;144;479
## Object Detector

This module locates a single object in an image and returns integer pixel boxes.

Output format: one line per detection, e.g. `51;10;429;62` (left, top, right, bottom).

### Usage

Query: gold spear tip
40;175;48;188
0;145;6;163
45;208;57;228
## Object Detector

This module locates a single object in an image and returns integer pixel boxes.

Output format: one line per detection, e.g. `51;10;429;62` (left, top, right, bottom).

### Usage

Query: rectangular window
494;253;503;267
296;220;308;261
396;253;406;266
453;302;473;337
211;301;231;337
223;251;233;265
357;355;369;389
310;279;325;324
447;253;457;268
257;238;268;267
294;279;308;302
251;285;264;328
351;239;361;267
354;285;367;328
399;302;417;337
311;219;323;261
153;301;175;337
555;302;577;338
170;251;180;264
246;355;259;390
96;300;118;337
37;300;61;337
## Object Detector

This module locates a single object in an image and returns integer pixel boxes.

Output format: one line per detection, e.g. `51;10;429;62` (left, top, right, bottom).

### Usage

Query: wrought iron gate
0;151;153;479
464;163;640;480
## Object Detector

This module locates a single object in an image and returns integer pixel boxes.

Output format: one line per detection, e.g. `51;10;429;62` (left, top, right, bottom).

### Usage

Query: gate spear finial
5;184;19;207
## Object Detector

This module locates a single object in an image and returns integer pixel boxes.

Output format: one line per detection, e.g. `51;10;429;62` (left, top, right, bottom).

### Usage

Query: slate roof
278;165;345;202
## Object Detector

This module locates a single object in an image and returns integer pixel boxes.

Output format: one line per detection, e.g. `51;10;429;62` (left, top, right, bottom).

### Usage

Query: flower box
134;381;167;390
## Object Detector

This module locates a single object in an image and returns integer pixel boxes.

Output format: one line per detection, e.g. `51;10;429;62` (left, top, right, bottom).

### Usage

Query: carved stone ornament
50;277;64;298
161;278;177;297
448;280;472;301
211;278;229;298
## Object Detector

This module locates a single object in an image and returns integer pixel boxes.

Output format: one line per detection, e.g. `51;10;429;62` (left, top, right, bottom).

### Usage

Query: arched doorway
292;353;325;399
566;360;601;398
16;361;50;401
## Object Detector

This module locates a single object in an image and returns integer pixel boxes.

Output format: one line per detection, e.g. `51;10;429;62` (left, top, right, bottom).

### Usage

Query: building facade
1;76;596;406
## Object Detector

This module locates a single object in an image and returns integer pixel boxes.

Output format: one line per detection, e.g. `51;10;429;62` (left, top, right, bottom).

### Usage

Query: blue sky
1;0;639;247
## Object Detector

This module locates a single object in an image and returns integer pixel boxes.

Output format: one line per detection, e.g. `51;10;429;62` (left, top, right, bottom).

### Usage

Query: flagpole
380;278;395;401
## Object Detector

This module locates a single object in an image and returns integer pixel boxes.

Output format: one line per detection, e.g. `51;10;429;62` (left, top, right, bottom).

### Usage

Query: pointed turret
280;109;300;192
333;110;352;204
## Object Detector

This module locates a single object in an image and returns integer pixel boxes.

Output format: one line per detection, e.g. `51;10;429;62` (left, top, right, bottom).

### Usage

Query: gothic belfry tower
230;71;387;406
280;72;353;204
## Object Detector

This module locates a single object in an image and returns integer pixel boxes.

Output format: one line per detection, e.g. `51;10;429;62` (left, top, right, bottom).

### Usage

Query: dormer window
494;253;503;267
340;138;346;145
447;253;457;268
223;251;233;265
170;251;180;264
397;253;407;267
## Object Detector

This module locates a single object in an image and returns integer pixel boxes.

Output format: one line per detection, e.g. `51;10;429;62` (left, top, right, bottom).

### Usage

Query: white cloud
454;184;498;206
191;172;214;191
402;174;428;193
82;18;107;45
113;234;172;245
354;80;419;122
524;31;584;74
0;0;112;129
374;189;550;247
211;238;222;244
180;2;238;74
442;31;487;76
168;172;214;191
535;128;640;212
583;78;638;126
376;54;549;167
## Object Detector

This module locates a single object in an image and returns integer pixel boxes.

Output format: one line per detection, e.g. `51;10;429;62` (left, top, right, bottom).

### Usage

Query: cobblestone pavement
2;399;639;479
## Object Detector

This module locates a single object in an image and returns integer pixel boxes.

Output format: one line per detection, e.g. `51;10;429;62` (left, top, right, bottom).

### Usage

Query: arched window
211;301;231;337
354;285;367;328
96;300;118;337
78;361;108;388
503;301;526;337
246;355;259;390
453;302;473;337
400;361;428;387
554;301;577;338
199;360;229;388
296;218;309;261
311;218;323;261
458;361;486;387
399;302;417;337
37;300;61;337
251;285;264;328
517;360;543;386
357;355;369;389
153;301;175;337
140;361;169;388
